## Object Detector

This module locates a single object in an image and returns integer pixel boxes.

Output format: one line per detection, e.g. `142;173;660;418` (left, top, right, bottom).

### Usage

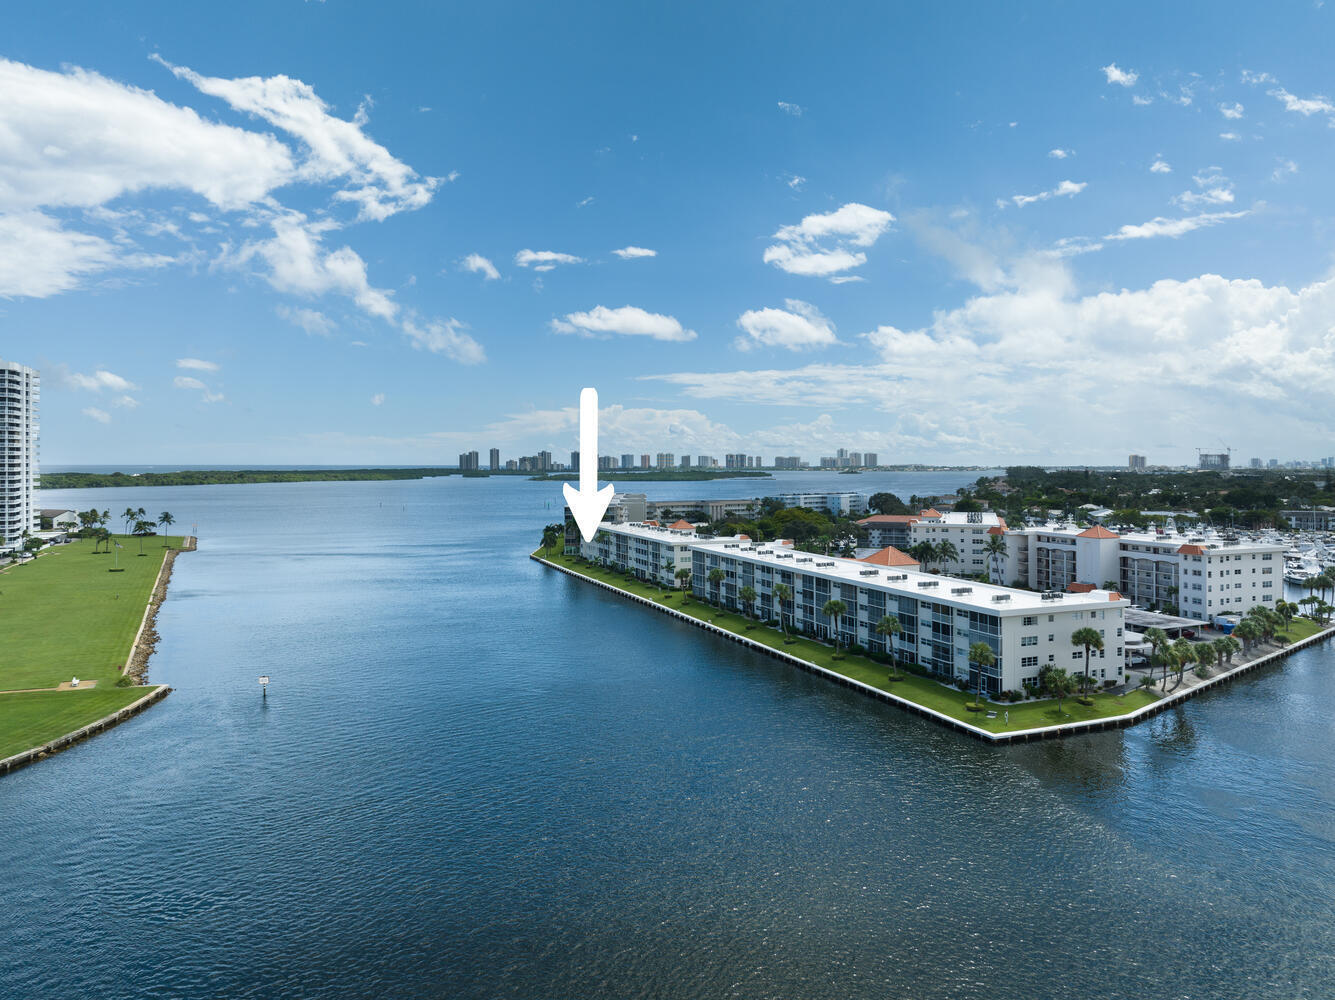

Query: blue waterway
3;472;1332;999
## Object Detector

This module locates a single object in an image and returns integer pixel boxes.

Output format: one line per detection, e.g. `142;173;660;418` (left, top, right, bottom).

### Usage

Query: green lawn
0;534;181;762
0;535;180;690
536;546;1159;734
0;686;163;761
1279;617;1328;644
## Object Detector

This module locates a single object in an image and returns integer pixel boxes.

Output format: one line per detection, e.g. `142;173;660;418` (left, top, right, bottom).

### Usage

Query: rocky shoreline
125;536;195;683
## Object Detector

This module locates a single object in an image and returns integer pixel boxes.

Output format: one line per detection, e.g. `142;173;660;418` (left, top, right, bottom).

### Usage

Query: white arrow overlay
563;387;615;542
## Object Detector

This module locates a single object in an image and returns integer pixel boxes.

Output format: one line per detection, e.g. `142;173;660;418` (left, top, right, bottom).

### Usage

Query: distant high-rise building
1198;452;1230;471
489;448;501;470
640;454;651;469
697;455;711;468
538;450;552;472
1128;454;1147;470
458;450;480;471
505;459;517;470
754;455;763;469
570;451;580;471
1267;458;1279;468
0;360;39;549
1249;457;1263;469
819;457;838;469
774;456;803;469
599;455;616;471
863;453;877;467
679;455;691;468
849;452;862;467
620;454;634;469
657;452;675;469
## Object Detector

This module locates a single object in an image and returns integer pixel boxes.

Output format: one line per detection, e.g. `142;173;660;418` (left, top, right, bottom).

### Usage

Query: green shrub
115;674;134;687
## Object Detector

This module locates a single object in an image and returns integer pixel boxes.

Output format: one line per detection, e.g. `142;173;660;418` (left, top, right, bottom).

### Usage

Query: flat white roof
694;538;1124;615
1017;522;1284;553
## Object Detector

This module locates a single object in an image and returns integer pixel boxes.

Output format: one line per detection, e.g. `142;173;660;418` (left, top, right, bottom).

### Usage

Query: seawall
534;553;1335;744
0;685;171;776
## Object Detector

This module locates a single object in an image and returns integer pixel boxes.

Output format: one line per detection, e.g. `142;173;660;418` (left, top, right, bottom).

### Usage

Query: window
1072;651;1083;660
1021;636;1037;646
1021;655;1039;668
1022;615;1038;626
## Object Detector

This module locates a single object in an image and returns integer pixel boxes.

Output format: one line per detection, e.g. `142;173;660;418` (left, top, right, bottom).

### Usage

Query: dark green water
5;473;1332;999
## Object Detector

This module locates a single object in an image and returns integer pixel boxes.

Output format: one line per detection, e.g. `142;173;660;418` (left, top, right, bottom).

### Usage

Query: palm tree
876;614;902;678
541;526;560;558
907;540;937;568
1041;665;1075;714
968;640;996;708
1220;635;1241;664
1211;637;1231;670
707;567;725;605
1070;626;1104;697
822;598;847;653
1144;627;1170;687
773;583;793;640
1233;618;1261;655
739;585;757;619
935;540;959;572
1169;638;1194;690
675;567;692;600
158;511;175;547
121;507;138;535
132;518;156;555
1194;643;1215;677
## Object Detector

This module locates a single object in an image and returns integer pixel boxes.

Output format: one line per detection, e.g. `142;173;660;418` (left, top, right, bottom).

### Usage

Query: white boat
1285;554;1324;584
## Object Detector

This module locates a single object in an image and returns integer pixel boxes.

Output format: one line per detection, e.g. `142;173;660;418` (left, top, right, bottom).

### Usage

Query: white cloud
1220;102;1245;119
0;212;170;298
1132;95;1153;106
153;55;440;222
112;395;139;409
787;174;806;190
1048;148;1071;159
576;196;595;207
1173;169;1234;208
173;374;224;403
644;265;1335;459
371;393;385;406
1219;131;1241;141
1272;159;1299;182
1241;70;1275;85
82;407;111;424
276;303;336;335
68;369;137;392
734;299;837;352
461;253;500;280
1005;179;1087;208
1104;210;1248;241
514;249;584;272
763;202;894;279
551;305;696;342
1101;63;1138;87
176;358;219;371
1150;159;1173;174
1268;87;1335;117
401;316;486;364
777;101;804;116
611;246;657;259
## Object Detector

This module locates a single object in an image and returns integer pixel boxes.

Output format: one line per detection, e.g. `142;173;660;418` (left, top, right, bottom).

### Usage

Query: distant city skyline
6;3;1335;466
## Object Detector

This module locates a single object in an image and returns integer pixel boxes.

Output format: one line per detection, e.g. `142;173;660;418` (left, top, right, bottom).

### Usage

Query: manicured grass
537;547;1159;734
1279;617;1327;644
0;687;162;761
0;535;180;690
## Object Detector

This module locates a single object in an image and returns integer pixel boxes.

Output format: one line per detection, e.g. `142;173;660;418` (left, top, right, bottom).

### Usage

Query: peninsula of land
0;533;191;770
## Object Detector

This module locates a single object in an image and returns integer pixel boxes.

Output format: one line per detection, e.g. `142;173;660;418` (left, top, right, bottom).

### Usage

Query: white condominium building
909;509;1008;577
0;361;39;550
579;521;1127;695
1000;523;1283;619
774;492;869;517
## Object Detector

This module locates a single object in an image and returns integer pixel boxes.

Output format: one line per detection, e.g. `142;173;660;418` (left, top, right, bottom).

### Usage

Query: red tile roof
1108;591;1124;601
668;519;694;530
987;525;1005;535
856;514;920;525
1077;525;1119;539
642;520;660;526
919;508;943;518
1067;582;1096;593
1177;544;1206;555
858;546;921;568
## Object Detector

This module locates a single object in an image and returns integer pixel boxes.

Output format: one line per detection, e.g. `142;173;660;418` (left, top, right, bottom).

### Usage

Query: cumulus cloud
1220;102;1245;119
734;299;838;351
68;369;137;392
514;249;584;272
276;303;336;335
763;202;894;279
551;305;696;342
1268;87;1335;117
82;407;111;424
1102;63;1138;87
461;253;500;280
787;174;806;190
371;393;385;406
0;212;171;298
1272;159;1299;182
1150;159;1172;174
176;358;219;371
777;101;804;116
1219;131;1240;141
1003;179;1087;209
1132;95;1153;106
1104;210;1248;241
1048;148;1071;159
611;246;657;259
645;263;1335;459
1173;169;1234;208
401;316;487;364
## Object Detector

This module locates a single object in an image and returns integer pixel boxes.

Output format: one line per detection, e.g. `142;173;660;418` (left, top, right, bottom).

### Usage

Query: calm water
4;472;1333;999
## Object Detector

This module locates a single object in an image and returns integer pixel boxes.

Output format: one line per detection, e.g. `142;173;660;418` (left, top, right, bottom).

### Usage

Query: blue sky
5;2;1335;466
